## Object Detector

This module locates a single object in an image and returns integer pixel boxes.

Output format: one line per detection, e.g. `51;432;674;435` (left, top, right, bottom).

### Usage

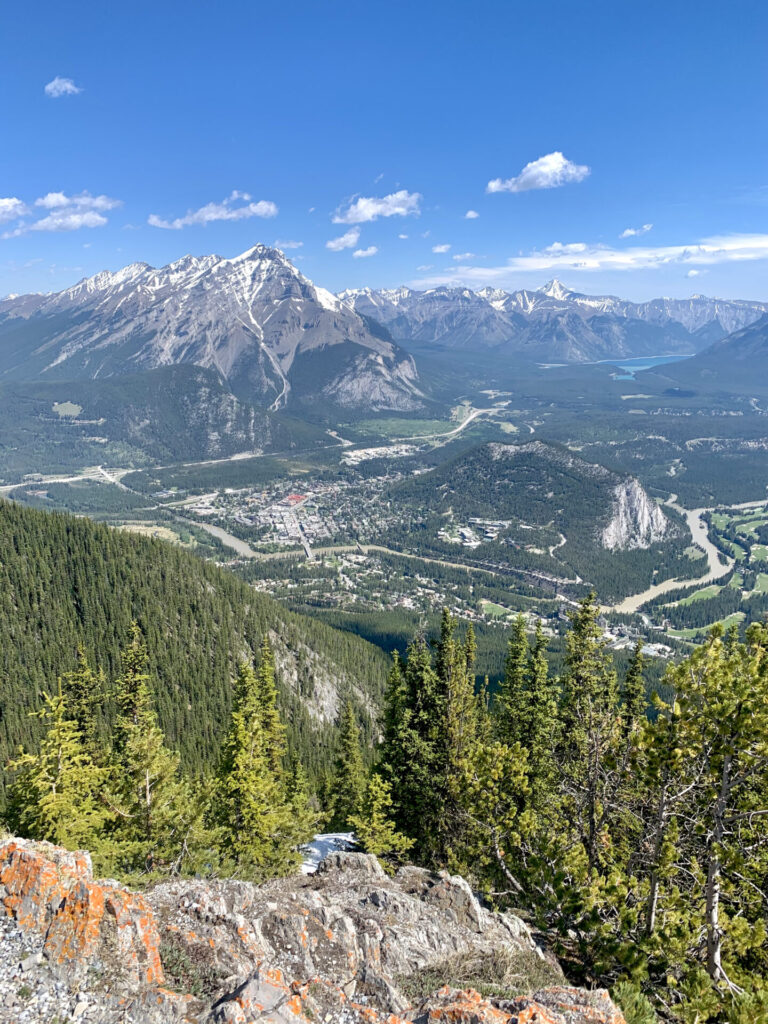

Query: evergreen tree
7;682;110;851
622;640;647;736
496;614;529;745
330;702;367;829
255;637;285;775
111;626;203;876
382;635;445;862
559;592;622;874
350;773;414;864
216;661;299;879
287;753;323;840
522;621;559;812
61;645;107;754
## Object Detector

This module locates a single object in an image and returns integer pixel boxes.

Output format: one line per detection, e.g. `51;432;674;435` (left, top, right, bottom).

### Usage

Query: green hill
0;499;388;807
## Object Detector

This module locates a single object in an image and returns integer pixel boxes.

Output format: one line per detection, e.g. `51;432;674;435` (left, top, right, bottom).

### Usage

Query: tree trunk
705;853;723;982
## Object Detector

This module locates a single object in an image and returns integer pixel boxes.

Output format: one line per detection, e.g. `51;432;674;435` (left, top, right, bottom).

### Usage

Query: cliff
0;837;626;1024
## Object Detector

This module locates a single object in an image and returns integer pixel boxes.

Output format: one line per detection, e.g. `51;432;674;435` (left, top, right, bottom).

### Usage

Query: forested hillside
0;499;388;805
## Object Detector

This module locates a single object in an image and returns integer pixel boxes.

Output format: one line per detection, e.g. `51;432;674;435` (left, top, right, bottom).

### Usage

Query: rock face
0;246;423;413
601;479;669;551
0;839;626;1024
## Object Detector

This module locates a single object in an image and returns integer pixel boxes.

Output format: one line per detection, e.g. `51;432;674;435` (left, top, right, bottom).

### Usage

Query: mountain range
2;245;767;427
0;245;423;414
339;279;768;362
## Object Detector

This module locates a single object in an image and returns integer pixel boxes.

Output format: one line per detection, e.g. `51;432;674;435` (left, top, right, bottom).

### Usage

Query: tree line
328;597;768;1023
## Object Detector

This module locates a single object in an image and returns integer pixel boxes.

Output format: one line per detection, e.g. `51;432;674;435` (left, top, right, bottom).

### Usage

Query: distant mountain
339;280;768;363
0;246;423;413
656;313;768;391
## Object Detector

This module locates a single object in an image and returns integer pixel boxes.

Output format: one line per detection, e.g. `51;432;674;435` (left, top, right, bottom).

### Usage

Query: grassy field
353;417;455;439
677;584;722;605
669;611;746;640
118;522;195;547
752;573;768;594
480;599;509;619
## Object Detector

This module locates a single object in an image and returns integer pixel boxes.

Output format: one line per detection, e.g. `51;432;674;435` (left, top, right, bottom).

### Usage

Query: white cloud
620;223;653;238
148;191;277;229
31;211;108;232
452;252;475;261
0;198;29;223
687;269;701;278
275;239;303;249
416;264;433;271
353;246;378;259
410;232;768;288
487;151;590;194
35;192;120;212
398;233;408;239
326;227;360;251
44;76;82;98
465;209;479;219
432;243;451;253
333;189;421;224
2;191;122;237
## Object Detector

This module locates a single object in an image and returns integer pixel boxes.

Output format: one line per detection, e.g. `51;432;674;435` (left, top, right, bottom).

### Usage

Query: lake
600;353;691;380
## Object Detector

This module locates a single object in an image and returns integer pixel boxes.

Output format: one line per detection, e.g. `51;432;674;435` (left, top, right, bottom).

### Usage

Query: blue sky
2;0;768;300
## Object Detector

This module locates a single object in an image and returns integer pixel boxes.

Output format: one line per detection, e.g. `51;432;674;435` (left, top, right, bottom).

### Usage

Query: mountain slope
340;281;768;362
0;365;328;481
0;499;389;806
655;313;768;391
0;246;423;413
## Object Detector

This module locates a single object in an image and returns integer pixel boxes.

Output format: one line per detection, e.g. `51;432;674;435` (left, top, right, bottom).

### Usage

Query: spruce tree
255;637;285;774
217;661;298;879
522;621;559;811
330;702;367;830
7;681;110;851
112;625;202;876
350;773;414;864
61;645;107;754
622;639;647;736
559;592;622;874
496;615;529;745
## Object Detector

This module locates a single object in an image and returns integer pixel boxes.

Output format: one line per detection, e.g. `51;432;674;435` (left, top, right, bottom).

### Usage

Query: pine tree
350;773;414;864
7;681;111;851
559;592;622;874
111;625;202;876
330;702;367;829
495;615;529;745
622;640;647;736
216;662;298;879
61;645;107;754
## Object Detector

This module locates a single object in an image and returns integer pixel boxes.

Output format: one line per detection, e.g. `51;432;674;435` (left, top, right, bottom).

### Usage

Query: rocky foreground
0;837;626;1024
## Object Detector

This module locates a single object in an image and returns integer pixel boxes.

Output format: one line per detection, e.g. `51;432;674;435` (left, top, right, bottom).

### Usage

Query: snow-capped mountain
0;246;423;412
339;280;768;362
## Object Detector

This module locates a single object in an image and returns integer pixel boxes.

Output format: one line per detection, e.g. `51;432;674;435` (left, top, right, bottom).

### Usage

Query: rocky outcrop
0;840;626;1024
601;479;668;551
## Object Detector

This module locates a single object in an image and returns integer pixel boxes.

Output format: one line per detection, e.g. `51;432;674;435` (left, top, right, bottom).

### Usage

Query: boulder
0;837;627;1024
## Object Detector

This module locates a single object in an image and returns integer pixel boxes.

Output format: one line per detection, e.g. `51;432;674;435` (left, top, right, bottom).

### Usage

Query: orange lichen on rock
425;988;513;1023
0;838;164;987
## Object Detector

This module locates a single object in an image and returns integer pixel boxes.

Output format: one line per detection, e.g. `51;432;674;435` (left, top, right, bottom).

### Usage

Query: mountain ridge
340;279;768;362
0;245;423;414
